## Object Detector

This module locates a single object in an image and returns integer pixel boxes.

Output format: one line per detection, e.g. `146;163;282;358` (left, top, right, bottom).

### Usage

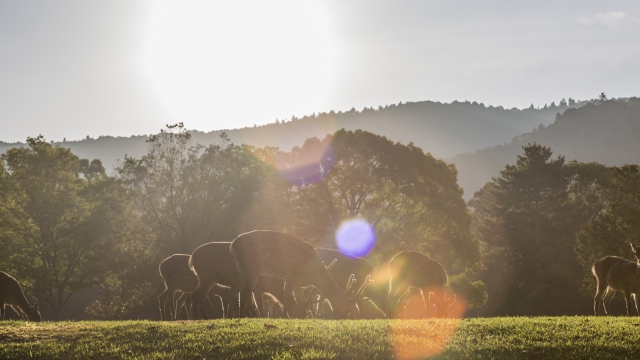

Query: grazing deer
387;251;455;318
229;230;353;319
158;254;227;320
315;248;388;318
0;271;41;322
189;242;242;319
592;243;640;316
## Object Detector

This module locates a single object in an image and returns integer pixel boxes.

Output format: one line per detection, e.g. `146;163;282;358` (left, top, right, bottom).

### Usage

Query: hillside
0;100;574;172
450;98;640;199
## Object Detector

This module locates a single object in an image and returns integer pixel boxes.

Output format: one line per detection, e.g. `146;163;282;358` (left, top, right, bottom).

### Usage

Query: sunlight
143;1;335;131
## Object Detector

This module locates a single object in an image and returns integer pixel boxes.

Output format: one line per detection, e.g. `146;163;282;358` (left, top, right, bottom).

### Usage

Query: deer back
159;254;199;293
230;231;318;279
190;242;238;286
231;231;351;319
594;256;640;293
389;251;447;290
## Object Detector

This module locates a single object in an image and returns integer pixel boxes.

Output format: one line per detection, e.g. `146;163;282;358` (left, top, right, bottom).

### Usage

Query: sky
1;0;639;142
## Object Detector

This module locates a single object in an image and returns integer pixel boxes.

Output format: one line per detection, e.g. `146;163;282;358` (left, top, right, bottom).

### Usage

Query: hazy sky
1;0;639;142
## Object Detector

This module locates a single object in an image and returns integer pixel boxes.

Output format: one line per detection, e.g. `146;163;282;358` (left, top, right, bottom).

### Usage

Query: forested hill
450;98;640;200
0;100;575;172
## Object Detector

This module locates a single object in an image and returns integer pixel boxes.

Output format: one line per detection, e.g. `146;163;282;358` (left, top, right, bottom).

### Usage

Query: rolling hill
0;100;574;174
449;98;640;199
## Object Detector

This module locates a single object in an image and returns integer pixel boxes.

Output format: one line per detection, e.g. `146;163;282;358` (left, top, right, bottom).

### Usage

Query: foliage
575;164;640;295
273;129;485;307
1;136;122;320
3;318;640;359
117;124;276;253
469;144;611;315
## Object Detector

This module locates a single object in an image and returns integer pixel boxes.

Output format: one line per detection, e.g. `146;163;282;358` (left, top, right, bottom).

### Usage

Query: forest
1;98;639;321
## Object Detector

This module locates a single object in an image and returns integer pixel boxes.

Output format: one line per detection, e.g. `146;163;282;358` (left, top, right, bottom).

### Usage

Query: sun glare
143;1;335;131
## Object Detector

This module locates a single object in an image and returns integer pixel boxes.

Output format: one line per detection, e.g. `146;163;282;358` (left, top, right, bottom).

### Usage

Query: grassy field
2;317;640;359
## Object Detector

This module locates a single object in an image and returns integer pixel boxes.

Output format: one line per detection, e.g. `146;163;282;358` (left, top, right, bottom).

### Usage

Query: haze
1;0;638;142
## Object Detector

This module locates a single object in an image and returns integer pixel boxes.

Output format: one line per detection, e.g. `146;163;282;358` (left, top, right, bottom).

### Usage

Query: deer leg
192;277;214;320
185;293;193;320
625;291;633;316
634;294;640;316
388;284;410;318
602;288;615;315
240;286;258;318
175;292;189;320
229;272;247;319
418;289;430;319
282;275;302;319
1;303;5;320
593;281;608;316
158;287;172;321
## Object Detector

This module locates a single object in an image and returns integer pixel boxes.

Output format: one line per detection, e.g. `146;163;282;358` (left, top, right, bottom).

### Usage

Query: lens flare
335;219;376;257
274;136;334;186
389;293;467;360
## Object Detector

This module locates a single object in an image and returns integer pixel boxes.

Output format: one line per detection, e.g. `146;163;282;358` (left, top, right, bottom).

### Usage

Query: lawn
2;317;640;359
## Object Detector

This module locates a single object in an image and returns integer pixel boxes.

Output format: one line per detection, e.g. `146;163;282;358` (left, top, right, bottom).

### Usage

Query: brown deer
189;242;241;319
158;254;227;320
229;230;352;319
387;251;455;318
592;243;640;316
0;271;41;322
316;248;388;318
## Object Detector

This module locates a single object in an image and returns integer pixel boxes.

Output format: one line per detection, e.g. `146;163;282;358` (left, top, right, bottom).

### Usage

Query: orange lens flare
390;293;467;359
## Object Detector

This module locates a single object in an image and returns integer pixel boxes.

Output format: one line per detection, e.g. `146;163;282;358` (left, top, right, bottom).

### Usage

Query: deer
158;254;228;320
0;271;41;322
592;243;640;316
387;250;455;318
189;242;240;319
316;248;388;318
229;230;353;319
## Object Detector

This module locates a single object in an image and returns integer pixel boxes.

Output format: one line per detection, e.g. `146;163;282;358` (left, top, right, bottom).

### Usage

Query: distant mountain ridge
449;98;640;200
0;99;576;173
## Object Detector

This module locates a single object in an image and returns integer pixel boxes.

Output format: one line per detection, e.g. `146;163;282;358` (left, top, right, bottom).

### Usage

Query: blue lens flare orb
335;219;376;257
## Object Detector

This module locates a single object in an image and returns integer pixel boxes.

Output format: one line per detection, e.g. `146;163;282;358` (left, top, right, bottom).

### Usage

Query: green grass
2;317;640;359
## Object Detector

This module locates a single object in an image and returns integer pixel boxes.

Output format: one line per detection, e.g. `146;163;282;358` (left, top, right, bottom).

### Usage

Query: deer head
344;274;374;319
429;292;456;318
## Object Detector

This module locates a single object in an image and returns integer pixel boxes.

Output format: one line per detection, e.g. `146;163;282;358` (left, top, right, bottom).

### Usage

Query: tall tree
469;144;606;315
274;129;485;307
2;136;120;320
575;165;640;294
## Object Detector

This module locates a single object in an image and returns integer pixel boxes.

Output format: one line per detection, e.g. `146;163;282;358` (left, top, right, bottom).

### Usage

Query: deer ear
446;295;456;306
33;303;39;311
631;242;636;252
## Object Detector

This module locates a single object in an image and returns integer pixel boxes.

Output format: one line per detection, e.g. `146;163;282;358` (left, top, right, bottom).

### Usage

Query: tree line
0;125;484;320
1;122;636;319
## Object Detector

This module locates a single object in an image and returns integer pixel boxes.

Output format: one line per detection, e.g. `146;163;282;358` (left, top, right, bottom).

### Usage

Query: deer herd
159;230;455;320
4;231;640;322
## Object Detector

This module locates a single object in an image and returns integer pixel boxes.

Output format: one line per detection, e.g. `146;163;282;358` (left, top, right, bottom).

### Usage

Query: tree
2;136;120;320
575;165;640;295
275;129;486;307
117;124;275;253
469;144;606;315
